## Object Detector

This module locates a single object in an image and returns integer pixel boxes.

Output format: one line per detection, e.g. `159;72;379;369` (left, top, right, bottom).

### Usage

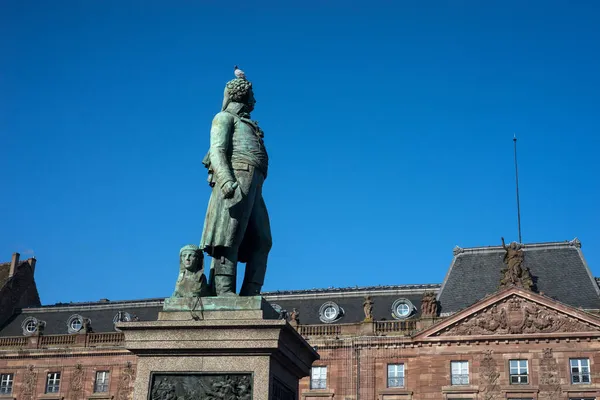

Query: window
451;361;469;385
570;359;591;384
94;371;110;392
509;360;529;384
319;302;343;323
310;366;327;389
323;306;337;320
508;398;533;400
388;364;405;388
21;317;38;335
67;314;85;333
26;320;37;332
70;318;82;331
46;372;61;393
391;299;414;320
0;373;14;395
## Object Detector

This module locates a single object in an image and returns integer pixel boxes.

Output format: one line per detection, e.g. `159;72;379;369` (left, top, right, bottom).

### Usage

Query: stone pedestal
118;296;318;400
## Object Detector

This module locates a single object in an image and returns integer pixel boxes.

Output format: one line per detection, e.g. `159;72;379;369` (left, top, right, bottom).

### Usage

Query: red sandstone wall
1;337;599;400
300;339;600;400
0;350;136;399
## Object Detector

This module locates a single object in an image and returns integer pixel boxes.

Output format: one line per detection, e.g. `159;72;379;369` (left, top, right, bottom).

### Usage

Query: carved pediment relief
433;293;599;337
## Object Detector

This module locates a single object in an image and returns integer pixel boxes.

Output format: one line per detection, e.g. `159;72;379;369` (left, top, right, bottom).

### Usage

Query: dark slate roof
263;284;440;296
0;298;162;336
267;294;426;325
0;284;441;335
0;262;11;289
264;284;440;325
438;239;600;314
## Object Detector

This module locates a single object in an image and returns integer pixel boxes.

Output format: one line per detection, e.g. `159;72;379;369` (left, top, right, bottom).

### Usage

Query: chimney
9;253;20;278
27;258;37;275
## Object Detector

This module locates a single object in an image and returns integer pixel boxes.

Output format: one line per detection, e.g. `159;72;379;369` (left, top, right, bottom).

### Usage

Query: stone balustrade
299;324;342;337
374;320;417;335
0;319;429;349
298;318;426;338
0;332;125;350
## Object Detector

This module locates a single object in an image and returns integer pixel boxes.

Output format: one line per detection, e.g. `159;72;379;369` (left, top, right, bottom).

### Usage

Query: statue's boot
239;281;262;296
214;274;237;296
240;245;268;296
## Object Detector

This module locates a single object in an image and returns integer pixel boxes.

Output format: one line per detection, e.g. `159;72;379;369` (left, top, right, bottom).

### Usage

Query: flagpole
513;134;522;243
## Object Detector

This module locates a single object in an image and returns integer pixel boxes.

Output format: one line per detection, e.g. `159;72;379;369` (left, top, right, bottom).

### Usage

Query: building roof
0;298;163;336
437;239;600;314
264;284;440;325
1;239;598;336
0;262;10;289
0;285;440;335
263;283;440;297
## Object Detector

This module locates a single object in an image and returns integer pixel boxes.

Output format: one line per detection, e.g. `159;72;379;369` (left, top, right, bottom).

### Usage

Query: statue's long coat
199;111;268;263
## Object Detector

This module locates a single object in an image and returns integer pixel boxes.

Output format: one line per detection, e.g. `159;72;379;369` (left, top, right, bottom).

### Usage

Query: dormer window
319;302;343;323
67;314;86;333
392;299;415;320
25;320;37;333
21;317;39;336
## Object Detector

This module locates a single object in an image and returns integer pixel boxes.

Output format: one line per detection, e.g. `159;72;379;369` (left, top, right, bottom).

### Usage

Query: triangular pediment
415;287;600;340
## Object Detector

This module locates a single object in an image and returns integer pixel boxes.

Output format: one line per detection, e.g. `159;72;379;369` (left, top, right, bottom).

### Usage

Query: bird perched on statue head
234;65;246;80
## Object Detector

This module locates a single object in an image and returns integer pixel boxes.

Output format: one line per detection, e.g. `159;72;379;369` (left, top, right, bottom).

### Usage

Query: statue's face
181;250;200;271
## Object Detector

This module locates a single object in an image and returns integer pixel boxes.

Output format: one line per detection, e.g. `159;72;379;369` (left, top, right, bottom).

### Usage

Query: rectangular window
46;372;61;394
310;366;327;389
451;361;469;385
570;359;591;384
509;360;529;384
388;364;405;388
94;371;110;393
0;373;14;395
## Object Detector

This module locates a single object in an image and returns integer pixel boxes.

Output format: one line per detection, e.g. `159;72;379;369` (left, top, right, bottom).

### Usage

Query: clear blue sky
1;1;599;305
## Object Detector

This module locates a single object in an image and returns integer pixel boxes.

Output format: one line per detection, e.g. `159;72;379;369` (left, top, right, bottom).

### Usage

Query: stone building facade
0;239;599;400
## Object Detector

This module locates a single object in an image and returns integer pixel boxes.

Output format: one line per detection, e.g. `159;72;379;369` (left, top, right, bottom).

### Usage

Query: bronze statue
172;245;208;298
200;69;271;296
500;237;533;290
363;296;374;321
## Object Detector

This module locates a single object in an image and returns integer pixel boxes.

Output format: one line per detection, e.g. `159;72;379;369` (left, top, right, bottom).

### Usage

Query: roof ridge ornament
453;246;464;256
569;237;582;248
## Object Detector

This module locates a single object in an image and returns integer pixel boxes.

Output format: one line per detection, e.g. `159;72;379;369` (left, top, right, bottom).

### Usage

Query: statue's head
179;244;204;272
510;242;518;250
222;78;255;112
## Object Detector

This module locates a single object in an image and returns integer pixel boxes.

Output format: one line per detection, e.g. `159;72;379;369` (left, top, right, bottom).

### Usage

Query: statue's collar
224;105;263;138
225;103;251;119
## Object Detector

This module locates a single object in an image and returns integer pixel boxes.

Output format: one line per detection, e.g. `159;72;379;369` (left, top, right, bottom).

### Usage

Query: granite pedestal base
118;296;318;400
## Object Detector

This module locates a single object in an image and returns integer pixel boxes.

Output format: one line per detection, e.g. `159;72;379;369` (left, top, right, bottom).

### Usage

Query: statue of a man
172;244;208;298
200;71;272;296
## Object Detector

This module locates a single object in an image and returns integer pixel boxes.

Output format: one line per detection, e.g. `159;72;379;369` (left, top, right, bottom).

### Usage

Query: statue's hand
221;181;238;199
